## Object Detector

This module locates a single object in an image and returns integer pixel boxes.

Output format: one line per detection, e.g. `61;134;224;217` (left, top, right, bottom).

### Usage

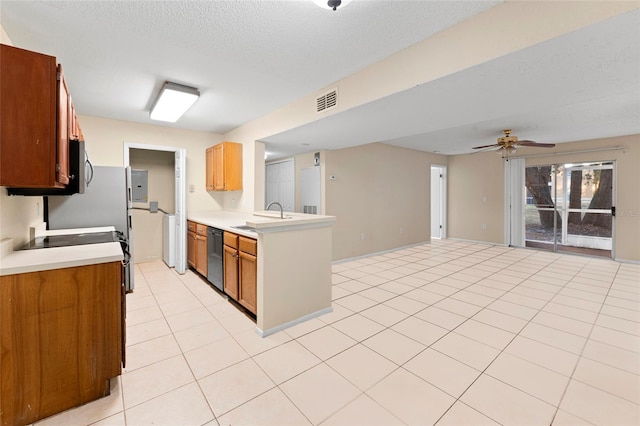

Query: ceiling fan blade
472;144;499;149
517;141;556;148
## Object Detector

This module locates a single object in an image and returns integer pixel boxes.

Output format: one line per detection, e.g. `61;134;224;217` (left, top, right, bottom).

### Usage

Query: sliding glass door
523;161;614;257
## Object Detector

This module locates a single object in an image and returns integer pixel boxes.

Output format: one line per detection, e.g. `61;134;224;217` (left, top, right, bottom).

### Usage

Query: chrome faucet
266;201;284;219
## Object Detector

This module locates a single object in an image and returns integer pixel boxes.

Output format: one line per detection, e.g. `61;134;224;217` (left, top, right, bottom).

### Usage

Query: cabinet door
205;147;214;191
56;65;70;185
187;231;196;268
195;234;207;276
0;45;58;187
238;251;257;314
0;262;122;425
212;143;225;190
223;244;239;300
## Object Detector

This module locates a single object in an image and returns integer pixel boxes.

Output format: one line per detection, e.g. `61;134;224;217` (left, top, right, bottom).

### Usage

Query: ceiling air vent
316;88;338;113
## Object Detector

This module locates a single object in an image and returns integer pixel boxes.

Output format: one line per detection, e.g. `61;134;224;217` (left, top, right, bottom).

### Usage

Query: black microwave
7;139;89;196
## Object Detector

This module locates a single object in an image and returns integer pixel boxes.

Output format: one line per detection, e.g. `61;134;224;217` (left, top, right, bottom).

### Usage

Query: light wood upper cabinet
206;141;242;191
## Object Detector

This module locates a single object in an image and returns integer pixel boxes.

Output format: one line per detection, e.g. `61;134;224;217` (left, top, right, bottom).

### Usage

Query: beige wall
447;135;640;262
447;151;506;244
130;149;175;263
222;2;637;258
0;23;44;248
77;115;227;261
78;115;222;212
324;143;446;260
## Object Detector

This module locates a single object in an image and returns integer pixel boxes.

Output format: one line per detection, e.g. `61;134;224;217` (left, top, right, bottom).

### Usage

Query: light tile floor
34;240;640;425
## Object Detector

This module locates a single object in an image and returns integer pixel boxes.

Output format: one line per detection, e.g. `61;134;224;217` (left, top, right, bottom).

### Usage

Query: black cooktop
21;231;117;250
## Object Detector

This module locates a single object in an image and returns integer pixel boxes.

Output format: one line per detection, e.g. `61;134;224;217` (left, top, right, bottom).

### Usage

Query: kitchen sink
231;225;256;232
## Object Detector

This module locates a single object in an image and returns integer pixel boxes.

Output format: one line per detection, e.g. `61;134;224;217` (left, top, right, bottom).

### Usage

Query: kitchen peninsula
188;210;335;336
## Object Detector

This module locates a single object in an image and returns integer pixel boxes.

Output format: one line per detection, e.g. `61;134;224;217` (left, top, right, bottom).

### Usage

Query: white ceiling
2;1;639;158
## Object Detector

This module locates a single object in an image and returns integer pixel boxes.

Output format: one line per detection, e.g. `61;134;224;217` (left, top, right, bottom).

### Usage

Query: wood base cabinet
223;232;257;315
187;221;208;277
0;262;124;426
187;221;197;268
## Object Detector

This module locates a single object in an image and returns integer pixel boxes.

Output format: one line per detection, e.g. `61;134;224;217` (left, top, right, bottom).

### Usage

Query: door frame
430;164;447;239
124;142;187;274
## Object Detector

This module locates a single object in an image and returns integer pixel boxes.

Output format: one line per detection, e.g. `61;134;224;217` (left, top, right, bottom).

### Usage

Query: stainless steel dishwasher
207;227;224;291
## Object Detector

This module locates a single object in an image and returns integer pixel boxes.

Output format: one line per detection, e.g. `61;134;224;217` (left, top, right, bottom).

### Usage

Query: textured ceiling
1;0;499;133
2;1;638;159
263;8;640;157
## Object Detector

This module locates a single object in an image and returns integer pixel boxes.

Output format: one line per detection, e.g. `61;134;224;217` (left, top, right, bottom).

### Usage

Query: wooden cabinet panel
238;251;257;314
195;233;207;276
239;236;257;256
187;221;209;276
187;230;196;268
206;141;242;191
205;146;214;191
223;243;239;300
223;232;257;315
56;65;70;185
0;44;59;188
0;262;123;426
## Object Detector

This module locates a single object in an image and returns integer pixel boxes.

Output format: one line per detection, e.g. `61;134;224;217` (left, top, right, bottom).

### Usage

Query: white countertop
188;210;335;237
0;226;124;276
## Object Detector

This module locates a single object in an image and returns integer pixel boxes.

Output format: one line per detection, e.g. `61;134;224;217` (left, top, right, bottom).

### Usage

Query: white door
430;165;446;238
265;159;294;211
174;149;187;274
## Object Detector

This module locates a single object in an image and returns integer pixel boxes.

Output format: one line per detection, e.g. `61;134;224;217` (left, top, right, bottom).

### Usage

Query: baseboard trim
256;306;333;338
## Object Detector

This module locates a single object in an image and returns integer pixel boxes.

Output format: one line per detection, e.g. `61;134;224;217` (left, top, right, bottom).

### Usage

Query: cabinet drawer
196;223;207;236
224;231;238;249
187;221;196;232
239;236;257;256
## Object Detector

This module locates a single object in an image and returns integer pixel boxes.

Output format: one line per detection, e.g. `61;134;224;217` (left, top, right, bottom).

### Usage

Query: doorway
523;161;614;258
431;165;446;239
124;143;187;274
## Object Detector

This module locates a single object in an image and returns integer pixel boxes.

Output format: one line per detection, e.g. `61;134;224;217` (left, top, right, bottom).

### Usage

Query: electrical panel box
131;169;148;202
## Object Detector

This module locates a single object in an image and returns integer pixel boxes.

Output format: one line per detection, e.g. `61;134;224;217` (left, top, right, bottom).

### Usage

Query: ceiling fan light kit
313;0;352;11
472;129;556;156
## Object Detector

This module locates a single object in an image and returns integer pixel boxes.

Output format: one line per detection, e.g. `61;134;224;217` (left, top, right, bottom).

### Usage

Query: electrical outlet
482;224;487;231
400;227;404;234
188;184;195;193
361;232;365;240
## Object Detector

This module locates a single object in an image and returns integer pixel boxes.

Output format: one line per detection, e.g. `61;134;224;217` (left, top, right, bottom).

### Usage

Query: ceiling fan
472;129;556;156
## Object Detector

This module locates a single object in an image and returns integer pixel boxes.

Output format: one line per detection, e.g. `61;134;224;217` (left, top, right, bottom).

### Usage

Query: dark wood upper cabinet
0;44;74;188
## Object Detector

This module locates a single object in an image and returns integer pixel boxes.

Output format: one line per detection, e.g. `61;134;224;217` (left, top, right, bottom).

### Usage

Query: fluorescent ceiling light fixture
313;0;352;11
150;82;200;123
